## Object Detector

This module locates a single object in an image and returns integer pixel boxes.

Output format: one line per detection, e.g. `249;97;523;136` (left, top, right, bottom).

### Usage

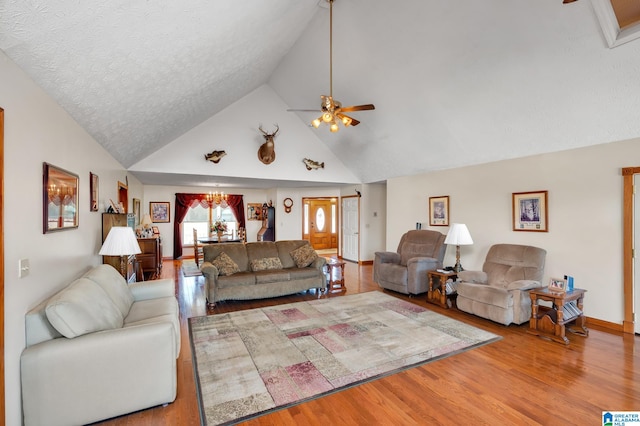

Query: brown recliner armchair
456;244;546;326
374;230;446;295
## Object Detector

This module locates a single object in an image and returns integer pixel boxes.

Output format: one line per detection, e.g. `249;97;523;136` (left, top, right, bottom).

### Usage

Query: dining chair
193;228;204;267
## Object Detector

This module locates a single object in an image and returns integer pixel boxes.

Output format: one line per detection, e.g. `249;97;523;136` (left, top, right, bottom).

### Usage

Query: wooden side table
528;287;588;345
325;260;346;293
427;270;457;308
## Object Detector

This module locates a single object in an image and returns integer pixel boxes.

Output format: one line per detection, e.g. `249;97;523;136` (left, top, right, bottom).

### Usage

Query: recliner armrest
457;270;488;284
130;278;175;301
507;279;542;291
406;256;439;267
374;251;401;264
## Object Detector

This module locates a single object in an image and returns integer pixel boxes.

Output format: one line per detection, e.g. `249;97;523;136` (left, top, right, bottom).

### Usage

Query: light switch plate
19;258;29;278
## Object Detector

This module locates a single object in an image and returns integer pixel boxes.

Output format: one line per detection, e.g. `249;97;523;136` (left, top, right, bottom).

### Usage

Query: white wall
386;139;638;326
1;51;141;425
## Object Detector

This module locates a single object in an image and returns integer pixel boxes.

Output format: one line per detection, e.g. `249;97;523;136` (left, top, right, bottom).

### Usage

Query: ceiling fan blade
338;104;375;113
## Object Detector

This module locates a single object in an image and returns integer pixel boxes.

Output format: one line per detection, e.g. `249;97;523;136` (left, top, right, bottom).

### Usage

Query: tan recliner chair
374;230;446;295
456;244;546;326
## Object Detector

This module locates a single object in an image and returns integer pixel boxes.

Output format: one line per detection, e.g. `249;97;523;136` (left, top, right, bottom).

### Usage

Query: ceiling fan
289;0;375;132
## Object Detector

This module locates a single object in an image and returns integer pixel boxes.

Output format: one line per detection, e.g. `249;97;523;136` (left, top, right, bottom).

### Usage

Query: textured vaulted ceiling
2;0;640;187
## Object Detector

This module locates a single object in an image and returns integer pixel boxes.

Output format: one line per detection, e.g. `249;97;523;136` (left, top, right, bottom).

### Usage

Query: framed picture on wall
89;172;99;212
150;201;170;223
429;196;449;226
512;190;548;232
247;203;263;220
132;198;141;226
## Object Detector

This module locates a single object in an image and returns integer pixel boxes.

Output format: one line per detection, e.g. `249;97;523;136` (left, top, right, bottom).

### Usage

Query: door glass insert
316;207;326;231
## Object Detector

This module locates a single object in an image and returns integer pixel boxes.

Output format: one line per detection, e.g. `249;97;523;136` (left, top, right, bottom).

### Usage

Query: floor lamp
444;223;473;272
99;226;142;278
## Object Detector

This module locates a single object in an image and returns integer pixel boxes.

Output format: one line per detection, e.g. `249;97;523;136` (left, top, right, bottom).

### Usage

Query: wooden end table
427;270;457;309
528;287;588;345
325;260;346;293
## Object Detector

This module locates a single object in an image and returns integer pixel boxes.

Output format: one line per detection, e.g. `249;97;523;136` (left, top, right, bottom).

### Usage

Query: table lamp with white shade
444;223;473;272
99;226;142;278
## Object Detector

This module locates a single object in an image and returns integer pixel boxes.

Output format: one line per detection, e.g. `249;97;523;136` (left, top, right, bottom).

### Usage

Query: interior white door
342;197;359;262
635;174;640;334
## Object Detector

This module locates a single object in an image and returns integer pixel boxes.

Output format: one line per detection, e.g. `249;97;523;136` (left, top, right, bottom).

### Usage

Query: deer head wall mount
258;124;279;165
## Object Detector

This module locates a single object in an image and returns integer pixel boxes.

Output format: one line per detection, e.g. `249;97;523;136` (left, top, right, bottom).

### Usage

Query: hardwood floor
96;259;640;425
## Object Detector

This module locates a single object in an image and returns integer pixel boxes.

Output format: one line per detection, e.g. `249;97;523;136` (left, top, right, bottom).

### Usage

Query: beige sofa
201;240;327;306
21;264;180;426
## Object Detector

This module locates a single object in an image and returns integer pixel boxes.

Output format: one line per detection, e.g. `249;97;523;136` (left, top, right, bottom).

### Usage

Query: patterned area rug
189;291;500;425
182;260;202;277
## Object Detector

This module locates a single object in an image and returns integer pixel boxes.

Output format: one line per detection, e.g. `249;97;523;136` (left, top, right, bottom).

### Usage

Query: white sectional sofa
20;264;180;426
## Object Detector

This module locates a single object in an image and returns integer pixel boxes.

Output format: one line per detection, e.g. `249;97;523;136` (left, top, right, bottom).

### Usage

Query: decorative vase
216;231;223;240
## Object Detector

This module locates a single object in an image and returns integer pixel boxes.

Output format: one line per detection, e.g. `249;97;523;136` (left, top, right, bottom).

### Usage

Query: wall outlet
19;258;30;278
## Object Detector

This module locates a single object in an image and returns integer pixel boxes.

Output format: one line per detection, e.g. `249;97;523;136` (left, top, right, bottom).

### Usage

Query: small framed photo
150;201;170;223
247;203;263;221
549;277;567;293
152;226;160;234
429;196;449;226
512;190;548;232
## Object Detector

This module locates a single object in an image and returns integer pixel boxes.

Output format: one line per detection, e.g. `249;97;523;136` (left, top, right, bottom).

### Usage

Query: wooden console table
427;270;457;309
528;287;588;345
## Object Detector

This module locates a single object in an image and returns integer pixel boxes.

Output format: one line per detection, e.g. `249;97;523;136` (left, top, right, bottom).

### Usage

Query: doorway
302;198;338;253
342;196;359;262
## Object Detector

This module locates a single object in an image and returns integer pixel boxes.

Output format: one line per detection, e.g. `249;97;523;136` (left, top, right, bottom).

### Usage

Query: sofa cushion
203;243;249;272
255;270;290;284
290;244;319;268
287;267;321;280
250;257;283;272
45;278;124;338
217;272;256;288
82;264;134;317
212;252;240;276
246;242;279;262
276;240;309;268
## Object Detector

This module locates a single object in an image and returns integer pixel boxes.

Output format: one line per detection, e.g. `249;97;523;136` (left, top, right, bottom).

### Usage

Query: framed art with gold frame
43;162;79;233
247;203;263;220
429;196;449;226
150;201;170;223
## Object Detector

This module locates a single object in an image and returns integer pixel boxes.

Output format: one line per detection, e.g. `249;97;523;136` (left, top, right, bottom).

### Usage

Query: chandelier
206;191;228;207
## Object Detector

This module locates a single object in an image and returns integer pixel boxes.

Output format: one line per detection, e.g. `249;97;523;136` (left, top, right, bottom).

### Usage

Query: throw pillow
212;252;240;276
250;257;283;272
290;244;318;268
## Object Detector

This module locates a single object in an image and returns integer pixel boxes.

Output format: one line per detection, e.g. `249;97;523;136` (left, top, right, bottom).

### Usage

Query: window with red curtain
173;193;245;259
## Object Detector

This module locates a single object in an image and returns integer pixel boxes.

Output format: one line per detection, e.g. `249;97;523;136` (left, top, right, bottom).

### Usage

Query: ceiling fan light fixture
312;117;322;128
330;121;339;132
341;115;352;126
322;112;333;123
